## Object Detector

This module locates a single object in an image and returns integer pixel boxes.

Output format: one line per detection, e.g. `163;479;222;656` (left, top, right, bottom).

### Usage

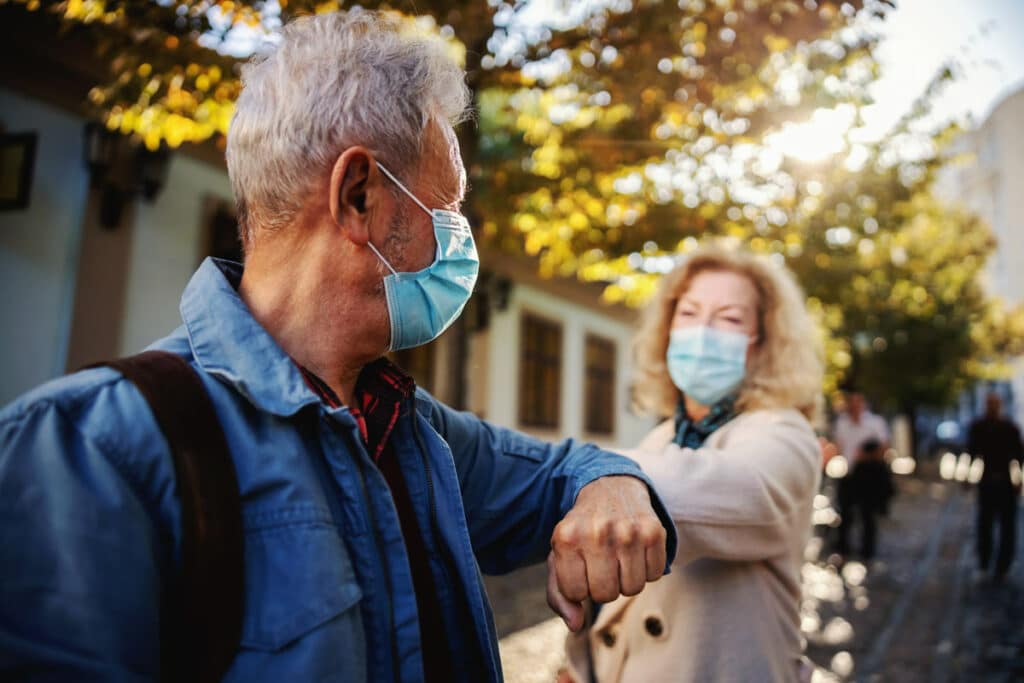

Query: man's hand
546;476;667;632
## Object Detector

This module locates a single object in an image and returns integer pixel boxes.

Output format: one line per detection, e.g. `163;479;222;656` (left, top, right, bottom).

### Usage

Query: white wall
119;154;233;354
0;88;88;404
936;87;1024;427
983;91;1024;307
0;88;233;402
482;281;655;449
938;89;1024;306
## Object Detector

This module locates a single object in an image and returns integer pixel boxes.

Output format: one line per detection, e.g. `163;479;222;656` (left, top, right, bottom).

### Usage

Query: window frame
518;311;563;430
583;332;617;437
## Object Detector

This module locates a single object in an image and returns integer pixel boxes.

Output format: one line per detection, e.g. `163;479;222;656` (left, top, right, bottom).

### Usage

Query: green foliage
9;0;1022;409
474;1;885;277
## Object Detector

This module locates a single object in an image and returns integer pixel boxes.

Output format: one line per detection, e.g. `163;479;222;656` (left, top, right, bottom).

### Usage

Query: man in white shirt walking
834;391;892;559
834;391;890;464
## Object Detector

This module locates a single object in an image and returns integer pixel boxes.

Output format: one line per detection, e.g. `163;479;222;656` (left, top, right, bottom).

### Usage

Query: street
493;466;1024;682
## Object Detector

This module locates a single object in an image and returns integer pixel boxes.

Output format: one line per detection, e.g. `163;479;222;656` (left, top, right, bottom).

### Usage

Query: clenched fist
546;476;667;632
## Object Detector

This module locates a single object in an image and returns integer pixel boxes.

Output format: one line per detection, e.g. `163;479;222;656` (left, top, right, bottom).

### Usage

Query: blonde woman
563;246;823;682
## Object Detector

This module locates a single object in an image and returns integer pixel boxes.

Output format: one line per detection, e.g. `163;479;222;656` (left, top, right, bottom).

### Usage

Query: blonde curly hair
632;245;823;421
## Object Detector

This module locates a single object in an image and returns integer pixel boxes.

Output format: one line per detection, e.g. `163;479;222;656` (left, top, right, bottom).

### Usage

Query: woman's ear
329;147;379;246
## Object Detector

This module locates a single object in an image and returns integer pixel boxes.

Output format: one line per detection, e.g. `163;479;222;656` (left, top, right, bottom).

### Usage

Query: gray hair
226;10;472;250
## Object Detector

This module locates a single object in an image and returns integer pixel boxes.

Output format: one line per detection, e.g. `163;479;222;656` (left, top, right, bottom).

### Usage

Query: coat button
599;630;617;647
644;616;664;637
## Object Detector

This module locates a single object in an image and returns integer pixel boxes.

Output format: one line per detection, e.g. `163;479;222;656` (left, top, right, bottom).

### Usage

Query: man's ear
329;147;380;246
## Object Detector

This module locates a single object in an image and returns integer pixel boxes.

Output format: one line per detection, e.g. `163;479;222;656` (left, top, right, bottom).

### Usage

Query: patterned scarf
672;395;737;448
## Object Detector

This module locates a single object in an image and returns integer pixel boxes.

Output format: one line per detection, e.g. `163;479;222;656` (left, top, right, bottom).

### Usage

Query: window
392;344;435;394
584;334;617;435
0;132;37;210
519;314;562;429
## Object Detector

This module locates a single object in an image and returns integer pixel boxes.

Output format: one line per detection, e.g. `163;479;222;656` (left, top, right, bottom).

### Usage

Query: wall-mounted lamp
467;272;513;332
489;275;513;312
83;122;116;187
83;123;171;229
139;147;170;201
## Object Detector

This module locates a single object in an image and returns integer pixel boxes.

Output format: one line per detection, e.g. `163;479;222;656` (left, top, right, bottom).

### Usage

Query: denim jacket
0;258;675;682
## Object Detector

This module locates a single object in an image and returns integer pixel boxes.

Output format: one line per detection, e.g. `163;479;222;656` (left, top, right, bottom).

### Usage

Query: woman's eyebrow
713;303;752;314
680;299;751;313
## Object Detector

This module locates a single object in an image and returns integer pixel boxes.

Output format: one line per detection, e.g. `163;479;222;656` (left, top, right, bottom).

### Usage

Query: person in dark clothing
968;393;1023;581
837;438;893;559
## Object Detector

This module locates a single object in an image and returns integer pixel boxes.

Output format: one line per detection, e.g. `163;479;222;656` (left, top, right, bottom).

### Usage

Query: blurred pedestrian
0;11;676;682
833;391;891;558
833;391;890;466
968;393;1023;582
561;245;823;683
836;438;893;560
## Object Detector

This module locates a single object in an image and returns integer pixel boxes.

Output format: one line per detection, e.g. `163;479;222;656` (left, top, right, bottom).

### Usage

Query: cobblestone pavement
485;564;570;683
805;468;1024;682
484;563;551;639
492;466;1024;683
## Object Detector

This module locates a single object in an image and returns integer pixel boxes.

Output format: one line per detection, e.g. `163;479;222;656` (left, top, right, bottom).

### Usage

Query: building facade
935;85;1024;428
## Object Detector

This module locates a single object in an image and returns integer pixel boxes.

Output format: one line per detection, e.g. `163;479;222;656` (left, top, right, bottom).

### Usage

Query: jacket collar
180;257;322;417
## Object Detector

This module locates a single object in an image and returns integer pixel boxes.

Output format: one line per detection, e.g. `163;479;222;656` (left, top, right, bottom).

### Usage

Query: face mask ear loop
376;162;434;217
367;241;398;275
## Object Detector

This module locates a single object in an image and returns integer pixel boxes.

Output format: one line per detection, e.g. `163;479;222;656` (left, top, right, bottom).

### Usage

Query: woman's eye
678;310;696;317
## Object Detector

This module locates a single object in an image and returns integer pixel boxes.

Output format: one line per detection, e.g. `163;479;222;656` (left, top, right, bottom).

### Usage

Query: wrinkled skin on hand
546;475;667;632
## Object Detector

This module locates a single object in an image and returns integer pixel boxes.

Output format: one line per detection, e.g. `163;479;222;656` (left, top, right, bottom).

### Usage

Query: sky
864;0;1024;134
763;0;1024;161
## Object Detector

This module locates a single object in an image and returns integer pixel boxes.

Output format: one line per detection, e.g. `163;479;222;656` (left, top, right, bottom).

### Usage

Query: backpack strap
96;350;244;682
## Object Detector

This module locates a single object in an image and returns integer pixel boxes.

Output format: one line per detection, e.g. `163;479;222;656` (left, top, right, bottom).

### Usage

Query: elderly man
0;10;674;683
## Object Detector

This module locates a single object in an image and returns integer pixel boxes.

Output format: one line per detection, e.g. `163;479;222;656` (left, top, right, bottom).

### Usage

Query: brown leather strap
95;350;244;682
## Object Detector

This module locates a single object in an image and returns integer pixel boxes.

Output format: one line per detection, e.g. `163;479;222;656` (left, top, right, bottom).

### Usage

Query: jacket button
599;630;616;647
644;616;664;637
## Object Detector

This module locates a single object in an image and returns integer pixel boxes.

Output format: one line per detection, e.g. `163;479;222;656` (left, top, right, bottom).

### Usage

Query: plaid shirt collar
297;357;416;461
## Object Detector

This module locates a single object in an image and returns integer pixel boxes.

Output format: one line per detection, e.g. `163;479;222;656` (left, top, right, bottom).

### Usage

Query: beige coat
566;409;820;683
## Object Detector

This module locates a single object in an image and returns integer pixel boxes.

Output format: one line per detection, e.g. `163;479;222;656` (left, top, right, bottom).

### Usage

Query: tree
6;0;885;403
6;0;880;178
509;42;1024;411
7;0;1020;410
754;71;1024;412
473;1;887;275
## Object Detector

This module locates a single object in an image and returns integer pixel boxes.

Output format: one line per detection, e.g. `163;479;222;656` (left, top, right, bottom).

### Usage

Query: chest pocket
239;509;363;651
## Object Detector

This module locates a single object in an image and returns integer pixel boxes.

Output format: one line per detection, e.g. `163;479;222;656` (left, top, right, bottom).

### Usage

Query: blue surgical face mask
369;163;479;351
666;325;749;406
